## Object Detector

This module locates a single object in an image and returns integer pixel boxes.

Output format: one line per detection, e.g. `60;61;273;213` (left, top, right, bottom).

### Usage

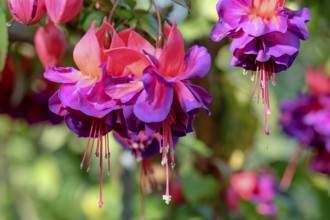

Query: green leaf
172;0;191;11
82;11;106;31
139;14;158;40
0;6;8;73
181;172;219;203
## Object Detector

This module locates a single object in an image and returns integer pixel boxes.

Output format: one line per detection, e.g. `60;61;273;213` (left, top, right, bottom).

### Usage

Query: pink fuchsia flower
44;20;126;208
306;67;330;96
45;0;82;24
8;0;46;25
211;0;310;135
230;172;278;216
104;21;211;204
34;20;66;68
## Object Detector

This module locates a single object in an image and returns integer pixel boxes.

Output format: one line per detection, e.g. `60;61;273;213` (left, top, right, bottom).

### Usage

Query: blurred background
1;0;330;219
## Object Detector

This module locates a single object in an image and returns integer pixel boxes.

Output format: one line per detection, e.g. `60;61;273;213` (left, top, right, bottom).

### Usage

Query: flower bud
45;0;83;24
8;0;46;25
34;20;66;68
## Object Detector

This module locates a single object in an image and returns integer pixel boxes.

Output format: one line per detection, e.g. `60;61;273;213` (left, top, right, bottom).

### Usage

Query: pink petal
73;21;102;79
158;21;185;78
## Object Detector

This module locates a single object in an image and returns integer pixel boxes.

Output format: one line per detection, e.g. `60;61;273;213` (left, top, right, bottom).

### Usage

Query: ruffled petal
48;91;68;116
287;8;311;40
134;73;174;123
44;66;85;83
181;46;211;80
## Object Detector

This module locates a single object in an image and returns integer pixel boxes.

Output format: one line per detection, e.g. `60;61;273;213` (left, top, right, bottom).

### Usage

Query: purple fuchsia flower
211;0;311;134
113;131;162;161
103;20;212;204
44;19;128;208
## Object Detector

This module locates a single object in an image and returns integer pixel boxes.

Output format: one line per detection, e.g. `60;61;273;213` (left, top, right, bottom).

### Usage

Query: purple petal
48;91;68;116
287;8;311;40
181;46;211;80
134;73;174;123
44;66;84;83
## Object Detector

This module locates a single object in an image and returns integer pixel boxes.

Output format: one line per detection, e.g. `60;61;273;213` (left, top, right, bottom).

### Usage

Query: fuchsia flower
44;19;127;208
45;0;83;24
306;67;330;96
230;172;278;216
8;0;46;25
34;20;66;68
103;20;211;203
211;0;310;134
280;68;330;177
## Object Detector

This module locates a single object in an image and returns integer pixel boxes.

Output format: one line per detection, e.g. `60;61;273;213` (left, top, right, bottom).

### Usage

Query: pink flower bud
8;0;46;25
45;0;83;24
34;20;66;68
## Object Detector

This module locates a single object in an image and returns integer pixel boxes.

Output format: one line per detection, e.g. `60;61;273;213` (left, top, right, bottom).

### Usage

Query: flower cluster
279;67;330;176
230;171;278;216
8;0;82;25
211;0;310;134
44;18;211;206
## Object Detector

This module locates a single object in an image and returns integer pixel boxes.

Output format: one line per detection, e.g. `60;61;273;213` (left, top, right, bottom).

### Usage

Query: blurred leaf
139;14;158;40
0;6;8;73
172;0;191;11
82;11;106;31
182;172;219;202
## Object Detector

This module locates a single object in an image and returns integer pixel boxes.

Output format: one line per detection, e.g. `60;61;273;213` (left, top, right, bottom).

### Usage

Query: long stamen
161;118;173;204
98;120;104;208
87;120;99;172
108;0;121;23
81;119;96;169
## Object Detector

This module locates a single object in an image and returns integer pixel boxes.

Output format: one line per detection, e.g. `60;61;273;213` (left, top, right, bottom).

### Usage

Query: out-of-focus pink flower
230;172;258;200
230;172;278;216
8;0;46;25
35;20;66;68
306;67;330;96
45;0;83;24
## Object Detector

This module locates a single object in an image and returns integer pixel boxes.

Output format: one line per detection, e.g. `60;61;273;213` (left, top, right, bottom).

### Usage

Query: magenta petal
173;81;203;113
57;84;80;110
49;91;68;116
134;74;174;123
210;20;235;42
44;66;84;83
287;8;311;40
181;46;211;80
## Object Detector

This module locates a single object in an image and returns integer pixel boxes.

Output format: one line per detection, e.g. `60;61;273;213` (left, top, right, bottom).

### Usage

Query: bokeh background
0;0;330;219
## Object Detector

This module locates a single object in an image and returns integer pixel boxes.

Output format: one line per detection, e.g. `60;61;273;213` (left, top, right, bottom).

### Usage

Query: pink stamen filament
161;117;174;204
80;118;110;208
250;61;276;135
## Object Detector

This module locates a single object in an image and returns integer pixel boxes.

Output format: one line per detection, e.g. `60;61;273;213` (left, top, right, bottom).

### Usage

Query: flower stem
108;0;121;23
280;145;303;190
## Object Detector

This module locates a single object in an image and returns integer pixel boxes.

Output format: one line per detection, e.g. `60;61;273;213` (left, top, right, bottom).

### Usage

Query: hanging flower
34;20;67;68
45;0;83;24
44;19;127;208
8;0;46;25
230;171;278;216
103;20;212;204
211;0;311;134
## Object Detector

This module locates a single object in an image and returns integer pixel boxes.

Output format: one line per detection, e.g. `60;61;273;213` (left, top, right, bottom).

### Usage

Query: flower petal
134;73;174;123
44;66;85;83
73;21;102;78
181;45;211;80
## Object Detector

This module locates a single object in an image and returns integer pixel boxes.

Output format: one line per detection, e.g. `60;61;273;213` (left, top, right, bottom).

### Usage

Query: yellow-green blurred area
1;0;330;219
